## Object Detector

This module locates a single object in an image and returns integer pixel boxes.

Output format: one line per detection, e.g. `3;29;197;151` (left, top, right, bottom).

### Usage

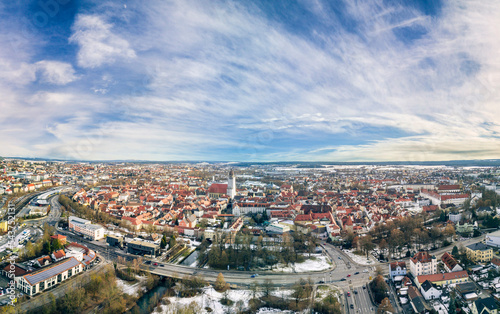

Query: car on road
318;281;324;284
250;274;259;278
338;256;341;259
350;304;354;309
160;264;164;267
153;262;158;266
363;269;368;273
340;278;346;281
354;290;358;294
145;261;151;264
362;286;366;289
347;292;350;296
354;272;359;275
347;274;351;277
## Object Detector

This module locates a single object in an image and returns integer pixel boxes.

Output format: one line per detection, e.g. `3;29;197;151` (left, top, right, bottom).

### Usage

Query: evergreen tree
160;234;168;249
452;246;459;257
43;240;52;254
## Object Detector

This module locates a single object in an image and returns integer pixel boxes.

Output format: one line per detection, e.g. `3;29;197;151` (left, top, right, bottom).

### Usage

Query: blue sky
1;0;500;162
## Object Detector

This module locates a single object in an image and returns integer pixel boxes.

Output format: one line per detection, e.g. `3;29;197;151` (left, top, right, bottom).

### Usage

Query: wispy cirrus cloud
0;0;500;161
70;14;136;68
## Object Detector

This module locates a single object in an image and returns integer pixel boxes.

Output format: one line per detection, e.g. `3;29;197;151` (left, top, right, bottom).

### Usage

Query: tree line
197;231;319;270
59;194;121;226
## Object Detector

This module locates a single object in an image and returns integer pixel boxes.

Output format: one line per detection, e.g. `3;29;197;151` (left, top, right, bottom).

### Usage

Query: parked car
340;278;346;281
347;292;350;297
347;274;351;277
354;272;359;275
251;274;258;278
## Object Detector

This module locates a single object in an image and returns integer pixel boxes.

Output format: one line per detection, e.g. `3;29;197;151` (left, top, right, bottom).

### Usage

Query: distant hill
2;156;500;167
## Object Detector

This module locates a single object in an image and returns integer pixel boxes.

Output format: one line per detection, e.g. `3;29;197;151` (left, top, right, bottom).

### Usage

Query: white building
410;251;437;277
420;280;442;300
389;262;407;281
484;235;500;248
15;257;84;296
232;203;267;216
449;212;461;223
68;216;105;240
266;223;290;234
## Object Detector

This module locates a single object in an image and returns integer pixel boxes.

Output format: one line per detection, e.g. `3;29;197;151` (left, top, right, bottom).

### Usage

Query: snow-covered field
155;286;294;314
343;250;378;265
116;276;147;297
269;254;332;273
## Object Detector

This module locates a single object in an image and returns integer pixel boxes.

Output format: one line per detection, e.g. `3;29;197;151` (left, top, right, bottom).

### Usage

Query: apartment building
410;251;437;277
68;216;105;240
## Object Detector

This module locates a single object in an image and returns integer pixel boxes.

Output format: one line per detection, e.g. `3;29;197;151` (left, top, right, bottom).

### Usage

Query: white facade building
15;257;84;296
389;262;407;281
484;235;500;248
410;251;437;277
420;280;442;300
266;222;290;234
68;216;105;240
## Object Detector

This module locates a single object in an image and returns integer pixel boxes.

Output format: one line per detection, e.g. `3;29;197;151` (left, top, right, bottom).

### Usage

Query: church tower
227;169;236;199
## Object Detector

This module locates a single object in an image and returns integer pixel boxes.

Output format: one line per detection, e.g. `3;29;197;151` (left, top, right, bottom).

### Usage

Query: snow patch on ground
155;286;296;314
269;254;332;273
155;286;255;314
343;250;378;265
115;276;147;297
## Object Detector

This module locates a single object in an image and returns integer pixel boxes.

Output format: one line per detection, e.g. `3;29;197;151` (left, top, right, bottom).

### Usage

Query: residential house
466;243;493;263
50;234;67;245
457;221;475;234
408;286;428;314
415;271;469;288
420;280;442;300
389;261;407;281
471;297;498;314
51;249;66;262
441;252;463;272
410;251;437;277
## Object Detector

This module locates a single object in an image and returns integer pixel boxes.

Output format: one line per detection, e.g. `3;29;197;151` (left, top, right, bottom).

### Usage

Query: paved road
142;243;375;290
348;286;374;314
23;193;64;228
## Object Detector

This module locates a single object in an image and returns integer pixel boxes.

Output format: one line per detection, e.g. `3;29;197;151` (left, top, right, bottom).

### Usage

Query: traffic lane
355;286;373;314
149;263;351;287
345;290;355;313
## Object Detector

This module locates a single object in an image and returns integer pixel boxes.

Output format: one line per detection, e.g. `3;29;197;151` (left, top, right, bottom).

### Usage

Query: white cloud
0;60;76;86
35;61;78;85
70;14;136;68
2;0;500;161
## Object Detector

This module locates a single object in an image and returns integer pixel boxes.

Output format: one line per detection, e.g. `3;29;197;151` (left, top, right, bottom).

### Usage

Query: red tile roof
52;249;66;260
208;183;227;194
416;271;468;284
411;251;434;264
390;261;406;271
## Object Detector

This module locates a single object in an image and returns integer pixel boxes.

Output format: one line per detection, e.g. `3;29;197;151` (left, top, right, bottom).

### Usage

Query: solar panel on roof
24;257;82;285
